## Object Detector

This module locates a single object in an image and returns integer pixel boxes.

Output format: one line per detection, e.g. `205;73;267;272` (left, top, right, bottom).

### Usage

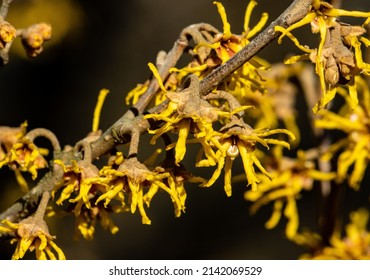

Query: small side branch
0;166;63;227
0;0;13;19
25;128;61;152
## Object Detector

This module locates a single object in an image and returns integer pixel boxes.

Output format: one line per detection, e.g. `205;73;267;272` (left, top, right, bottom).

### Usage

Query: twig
204;90;244;117
0;165;63;225
0;0;13;19
133;23;219;114
33;191;50;221
25;128;61;152
132;39;187;114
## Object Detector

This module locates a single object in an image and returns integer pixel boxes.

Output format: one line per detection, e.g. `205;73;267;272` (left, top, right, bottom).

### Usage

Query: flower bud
21;23;52;57
0;20;16;48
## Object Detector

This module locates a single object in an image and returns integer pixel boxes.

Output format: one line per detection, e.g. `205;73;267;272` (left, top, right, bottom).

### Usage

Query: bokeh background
1;0;370;259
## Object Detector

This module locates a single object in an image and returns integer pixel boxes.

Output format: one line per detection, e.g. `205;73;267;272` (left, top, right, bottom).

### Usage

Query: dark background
1;0;370;259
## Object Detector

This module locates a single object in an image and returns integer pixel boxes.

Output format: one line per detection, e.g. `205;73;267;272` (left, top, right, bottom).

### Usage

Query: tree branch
0;0;13;19
0;0;314;230
91;0;313;160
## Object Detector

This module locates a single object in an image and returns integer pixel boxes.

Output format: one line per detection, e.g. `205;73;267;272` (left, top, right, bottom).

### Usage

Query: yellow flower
0;139;48;180
171;1;270;98
0;122;27;160
52;154;124;239
276;0;370;112
244;149;335;239
125;82;149;106
125;65;178;107
238;63;302;143
299;209;370;259
145;75;220;165
198;118;295;196
0;20;16;48
0;122;30;191
148;150;206;215
315;77;370;188
97;157;188;225
0;218;65;260
53;159;108;215
74;205;121;240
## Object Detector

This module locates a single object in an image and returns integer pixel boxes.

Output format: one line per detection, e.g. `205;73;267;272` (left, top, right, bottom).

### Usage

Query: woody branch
0;0;313;232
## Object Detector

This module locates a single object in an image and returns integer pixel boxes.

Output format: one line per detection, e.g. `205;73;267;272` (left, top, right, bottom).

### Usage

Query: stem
0;0;13;19
132;23;219;114
128;130;140;157
204;90;244;118
317;178;344;246
298;56;342;247
33;191;50;221
0;166;63;228
75;138;95;163
25;128;61;152
133;38;187;114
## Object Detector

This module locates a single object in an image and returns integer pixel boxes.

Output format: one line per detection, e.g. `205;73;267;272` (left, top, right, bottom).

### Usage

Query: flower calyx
310;21;364;86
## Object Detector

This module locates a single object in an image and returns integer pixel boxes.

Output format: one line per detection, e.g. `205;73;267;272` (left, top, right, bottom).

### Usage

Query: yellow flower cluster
298;209;370;259
0;19;16;49
244;148;335;239
0;141;48;180
176;1;270;94
145;71;295;197
199;120;295;195
6;0;370;261
126;1;270;108
0;187;66;259
141;2;297;199
315;77;370;189
52;150;203;239
47;1;297;245
0;214;65;260
276;0;370;112
0;122;48;191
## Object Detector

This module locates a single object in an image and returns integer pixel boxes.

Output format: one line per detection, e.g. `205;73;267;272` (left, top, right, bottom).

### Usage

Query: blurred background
1;0;370;259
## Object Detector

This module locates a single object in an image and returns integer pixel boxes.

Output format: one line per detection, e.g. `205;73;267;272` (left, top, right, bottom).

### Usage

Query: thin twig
0;165;63;226
25;128;61;152
0;0;13;19
132;39;187;114
33;191;50;221
204;90;244;117
133;23;219;114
